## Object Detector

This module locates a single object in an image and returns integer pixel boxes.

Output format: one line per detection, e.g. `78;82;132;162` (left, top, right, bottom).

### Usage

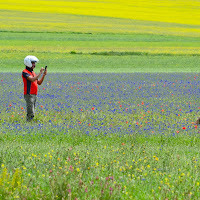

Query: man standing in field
22;55;47;122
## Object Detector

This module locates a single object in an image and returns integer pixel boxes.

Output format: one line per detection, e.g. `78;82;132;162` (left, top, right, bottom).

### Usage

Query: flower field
1;0;200;199
1;73;200;199
1;0;200;36
1;0;200;25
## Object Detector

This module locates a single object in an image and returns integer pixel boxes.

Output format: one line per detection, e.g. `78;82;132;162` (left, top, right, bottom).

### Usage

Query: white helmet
24;55;39;68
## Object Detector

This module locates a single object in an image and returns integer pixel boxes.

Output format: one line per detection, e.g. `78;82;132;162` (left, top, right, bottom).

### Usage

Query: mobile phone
45;66;47;71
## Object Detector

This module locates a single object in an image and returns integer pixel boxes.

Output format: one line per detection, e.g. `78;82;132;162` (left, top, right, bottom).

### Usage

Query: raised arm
37;69;47;85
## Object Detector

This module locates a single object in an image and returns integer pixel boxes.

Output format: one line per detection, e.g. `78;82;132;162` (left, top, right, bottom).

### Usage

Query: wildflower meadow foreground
1;73;200;199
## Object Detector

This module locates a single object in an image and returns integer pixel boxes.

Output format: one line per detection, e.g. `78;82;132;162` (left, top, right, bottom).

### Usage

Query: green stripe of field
1;51;200;73
1;32;200;42
1;32;200;55
1;41;200;48
1;31;200;73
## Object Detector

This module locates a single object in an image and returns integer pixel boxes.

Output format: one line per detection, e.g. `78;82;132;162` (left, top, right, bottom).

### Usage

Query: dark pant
24;94;37;121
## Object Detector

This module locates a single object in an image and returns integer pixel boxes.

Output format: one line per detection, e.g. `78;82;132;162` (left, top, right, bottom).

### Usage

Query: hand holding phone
43;66;48;76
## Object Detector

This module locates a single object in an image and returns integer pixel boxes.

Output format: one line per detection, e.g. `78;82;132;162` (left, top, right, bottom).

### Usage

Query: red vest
22;69;38;95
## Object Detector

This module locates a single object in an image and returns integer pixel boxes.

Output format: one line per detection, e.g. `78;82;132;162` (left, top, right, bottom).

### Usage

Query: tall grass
1;132;200;199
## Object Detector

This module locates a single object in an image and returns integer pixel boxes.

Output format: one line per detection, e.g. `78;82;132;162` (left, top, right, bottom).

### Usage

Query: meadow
1;73;200;199
1;0;200;199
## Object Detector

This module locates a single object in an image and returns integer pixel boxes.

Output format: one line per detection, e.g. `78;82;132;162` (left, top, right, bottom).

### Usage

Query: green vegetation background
0;31;200;73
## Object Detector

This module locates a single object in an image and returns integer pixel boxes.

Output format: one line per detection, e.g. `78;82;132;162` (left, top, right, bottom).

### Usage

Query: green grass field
1;131;200;199
1;31;200;73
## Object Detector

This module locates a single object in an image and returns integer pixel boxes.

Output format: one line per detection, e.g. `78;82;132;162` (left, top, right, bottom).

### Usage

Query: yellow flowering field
0;0;200;36
1;0;200;25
